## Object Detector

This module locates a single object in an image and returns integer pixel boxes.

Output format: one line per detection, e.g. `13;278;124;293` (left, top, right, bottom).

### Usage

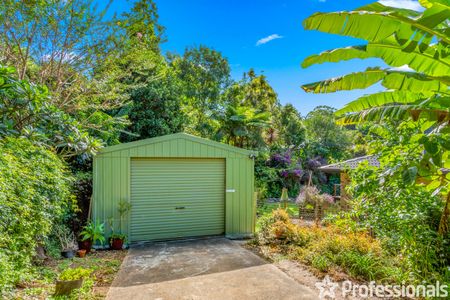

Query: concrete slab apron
107;238;316;300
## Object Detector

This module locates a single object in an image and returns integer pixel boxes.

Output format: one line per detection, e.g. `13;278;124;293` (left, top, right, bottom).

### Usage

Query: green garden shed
92;133;256;243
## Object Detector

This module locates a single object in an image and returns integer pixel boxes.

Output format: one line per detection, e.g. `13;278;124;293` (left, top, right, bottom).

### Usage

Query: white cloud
379;0;424;11
389;64;414;72
256;34;283;46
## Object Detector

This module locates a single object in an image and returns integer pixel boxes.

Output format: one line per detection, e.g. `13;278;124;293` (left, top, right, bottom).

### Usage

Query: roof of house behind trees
319;155;380;173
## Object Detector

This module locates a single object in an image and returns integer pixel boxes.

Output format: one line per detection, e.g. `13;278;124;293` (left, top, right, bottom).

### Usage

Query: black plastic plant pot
54;279;83;296
61;250;75;259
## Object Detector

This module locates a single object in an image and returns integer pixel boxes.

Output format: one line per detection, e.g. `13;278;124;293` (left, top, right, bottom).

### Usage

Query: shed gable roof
97;133;255;156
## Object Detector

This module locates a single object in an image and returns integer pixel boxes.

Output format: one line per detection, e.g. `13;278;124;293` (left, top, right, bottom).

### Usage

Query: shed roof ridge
97;132;254;156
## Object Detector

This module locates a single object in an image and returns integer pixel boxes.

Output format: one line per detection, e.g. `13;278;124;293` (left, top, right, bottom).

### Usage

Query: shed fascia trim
97;133;256;156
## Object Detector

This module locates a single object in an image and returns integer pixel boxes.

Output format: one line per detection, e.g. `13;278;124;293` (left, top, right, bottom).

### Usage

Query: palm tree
216;104;270;148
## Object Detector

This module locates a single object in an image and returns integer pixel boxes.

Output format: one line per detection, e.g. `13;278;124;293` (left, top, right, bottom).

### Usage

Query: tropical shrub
0;66;102;159
0;137;73;291
300;0;450;286
256;208;298;244
256;210;396;282
80;221;106;245
255;149;305;198
345;122;450;284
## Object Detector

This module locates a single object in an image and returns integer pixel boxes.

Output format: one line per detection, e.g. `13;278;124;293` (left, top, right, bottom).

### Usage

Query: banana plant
301;0;450;234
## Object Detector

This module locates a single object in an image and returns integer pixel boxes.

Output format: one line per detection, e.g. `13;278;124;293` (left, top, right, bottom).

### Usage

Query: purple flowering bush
255;148;337;198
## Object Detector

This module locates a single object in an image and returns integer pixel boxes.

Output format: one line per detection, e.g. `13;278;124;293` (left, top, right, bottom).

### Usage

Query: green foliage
301;0;450;205
303;106;351;161
110;233;127;240
256;208;299;244
0;66;102;158
169;46;231;137
124;68;185;141
80;221;105;245
255;149;303;198
0;137;73;291
256;210;396;282
59;267;92;281
116;0;166;52
215;103;270;149
257;202;299;218
277;104;306;147
301;3;450;277
346;121;450;284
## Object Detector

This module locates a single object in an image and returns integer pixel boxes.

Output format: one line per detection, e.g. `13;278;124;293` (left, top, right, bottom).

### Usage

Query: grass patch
257;202;299;217
10;250;126;300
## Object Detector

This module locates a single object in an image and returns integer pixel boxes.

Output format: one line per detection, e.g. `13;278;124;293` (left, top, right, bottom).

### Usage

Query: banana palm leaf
382;72;449;92
367;39;450;77
337;96;450;124
301;46;370;68
336;91;434;115
301;68;386;93
302;67;449;93
303;3;450;48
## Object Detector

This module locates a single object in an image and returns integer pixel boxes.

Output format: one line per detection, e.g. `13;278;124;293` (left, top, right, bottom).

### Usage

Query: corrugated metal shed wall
92;133;255;239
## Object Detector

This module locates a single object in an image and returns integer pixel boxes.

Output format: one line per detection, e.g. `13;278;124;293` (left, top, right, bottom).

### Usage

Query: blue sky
108;0;421;115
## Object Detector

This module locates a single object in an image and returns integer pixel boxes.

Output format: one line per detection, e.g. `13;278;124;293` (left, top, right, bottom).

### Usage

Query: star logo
315;275;338;299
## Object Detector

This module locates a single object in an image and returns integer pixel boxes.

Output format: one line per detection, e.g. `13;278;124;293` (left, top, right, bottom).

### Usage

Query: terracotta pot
78;239;92;253
54;279;83;296
110;238;124;250
77;249;86;258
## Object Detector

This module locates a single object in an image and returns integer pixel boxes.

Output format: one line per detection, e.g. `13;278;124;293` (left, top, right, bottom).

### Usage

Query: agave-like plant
301;0;450;233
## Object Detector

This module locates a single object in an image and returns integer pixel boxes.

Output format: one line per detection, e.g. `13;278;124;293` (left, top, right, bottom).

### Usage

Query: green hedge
0;138;73;292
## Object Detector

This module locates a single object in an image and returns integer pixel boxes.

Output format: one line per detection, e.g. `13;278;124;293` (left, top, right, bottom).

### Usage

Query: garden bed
11;250;127;299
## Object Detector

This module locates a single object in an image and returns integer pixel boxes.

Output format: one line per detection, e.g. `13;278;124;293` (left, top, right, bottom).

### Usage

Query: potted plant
79;221;105;253
54;225;78;258
77;249;86;258
108;200;131;250
110;233;127;250
54;267;92;296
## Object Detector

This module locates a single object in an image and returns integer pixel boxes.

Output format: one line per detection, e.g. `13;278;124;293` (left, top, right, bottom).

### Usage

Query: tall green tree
301;0;450;233
117;0;166;53
124;67;185;141
303;106;351;160
222;69;281;146
241;69;279;112
92;0;169;141
277;104;305;147
169;46;231;137
0;0;115;110
0;0;129;148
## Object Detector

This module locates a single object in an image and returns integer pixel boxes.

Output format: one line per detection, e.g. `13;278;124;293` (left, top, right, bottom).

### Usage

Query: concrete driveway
107;238;317;300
